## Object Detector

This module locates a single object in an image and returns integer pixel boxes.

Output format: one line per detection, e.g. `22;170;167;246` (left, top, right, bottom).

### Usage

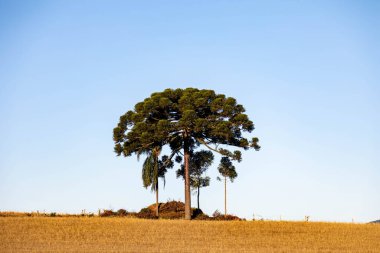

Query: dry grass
0;217;379;252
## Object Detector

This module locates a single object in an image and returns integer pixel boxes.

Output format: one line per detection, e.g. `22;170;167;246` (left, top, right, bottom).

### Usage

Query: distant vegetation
0;211;95;218
98;201;242;221
0;201;241;221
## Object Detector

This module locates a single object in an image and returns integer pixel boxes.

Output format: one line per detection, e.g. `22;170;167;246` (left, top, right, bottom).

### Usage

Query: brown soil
137;201;242;220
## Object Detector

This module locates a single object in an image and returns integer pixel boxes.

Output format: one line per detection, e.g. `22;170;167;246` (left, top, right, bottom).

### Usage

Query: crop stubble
0;217;379;252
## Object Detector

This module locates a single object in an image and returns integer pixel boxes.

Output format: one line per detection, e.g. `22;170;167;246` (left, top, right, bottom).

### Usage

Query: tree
217;157;237;216
113;88;260;220
141;147;173;217
176;150;214;210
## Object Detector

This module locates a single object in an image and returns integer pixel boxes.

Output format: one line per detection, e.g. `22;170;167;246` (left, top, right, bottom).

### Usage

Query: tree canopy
217;157;237;182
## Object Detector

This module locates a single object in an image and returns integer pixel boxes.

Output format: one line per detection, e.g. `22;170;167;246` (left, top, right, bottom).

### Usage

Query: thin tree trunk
197;185;200;210
224;176;227;216
156;180;159;217
154;149;159;218
184;133;191;220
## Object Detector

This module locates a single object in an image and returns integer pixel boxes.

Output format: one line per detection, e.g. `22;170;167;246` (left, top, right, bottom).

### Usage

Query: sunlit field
1;217;379;252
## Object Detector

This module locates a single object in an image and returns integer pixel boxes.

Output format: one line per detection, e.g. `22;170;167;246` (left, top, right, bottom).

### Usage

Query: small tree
176;150;214;209
141;147;173;217
217;157;237;216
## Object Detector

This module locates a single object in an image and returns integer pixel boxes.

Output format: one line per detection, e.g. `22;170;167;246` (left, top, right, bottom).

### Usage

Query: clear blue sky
0;0;379;222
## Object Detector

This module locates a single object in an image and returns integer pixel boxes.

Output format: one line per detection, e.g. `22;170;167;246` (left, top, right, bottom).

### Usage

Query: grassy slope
0;217;379;253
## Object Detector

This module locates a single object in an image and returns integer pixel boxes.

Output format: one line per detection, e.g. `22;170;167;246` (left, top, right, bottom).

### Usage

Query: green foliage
176;150;213;190
113;88;260;161
218;157;237;182
142;148;174;192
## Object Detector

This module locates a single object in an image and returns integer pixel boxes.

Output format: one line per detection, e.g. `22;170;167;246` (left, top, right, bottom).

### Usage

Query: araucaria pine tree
113;88;260;220
217;156;237;216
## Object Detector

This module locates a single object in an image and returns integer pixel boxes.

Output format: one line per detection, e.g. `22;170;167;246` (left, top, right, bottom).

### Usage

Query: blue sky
0;0;379;222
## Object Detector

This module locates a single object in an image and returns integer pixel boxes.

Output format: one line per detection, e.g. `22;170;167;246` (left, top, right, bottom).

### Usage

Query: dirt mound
139;201;190;219
137;201;243;220
159;201;186;213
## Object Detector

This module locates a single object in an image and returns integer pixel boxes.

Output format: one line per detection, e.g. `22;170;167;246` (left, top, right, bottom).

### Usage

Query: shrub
191;208;203;219
139;207;151;214
136;212;157;219
117;209;128;217
99;210;116;217
212;210;221;218
194;213;211;220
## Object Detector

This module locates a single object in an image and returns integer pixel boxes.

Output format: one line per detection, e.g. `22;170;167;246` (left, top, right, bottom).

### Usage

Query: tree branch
196;138;225;156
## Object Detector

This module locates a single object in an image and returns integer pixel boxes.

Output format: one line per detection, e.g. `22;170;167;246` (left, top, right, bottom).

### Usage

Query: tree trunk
156;180;159;217
224;176;227;216
184;134;191;220
197;186;200;210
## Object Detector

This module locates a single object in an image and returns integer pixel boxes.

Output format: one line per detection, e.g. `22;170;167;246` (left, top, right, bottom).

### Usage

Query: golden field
0;217;379;253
